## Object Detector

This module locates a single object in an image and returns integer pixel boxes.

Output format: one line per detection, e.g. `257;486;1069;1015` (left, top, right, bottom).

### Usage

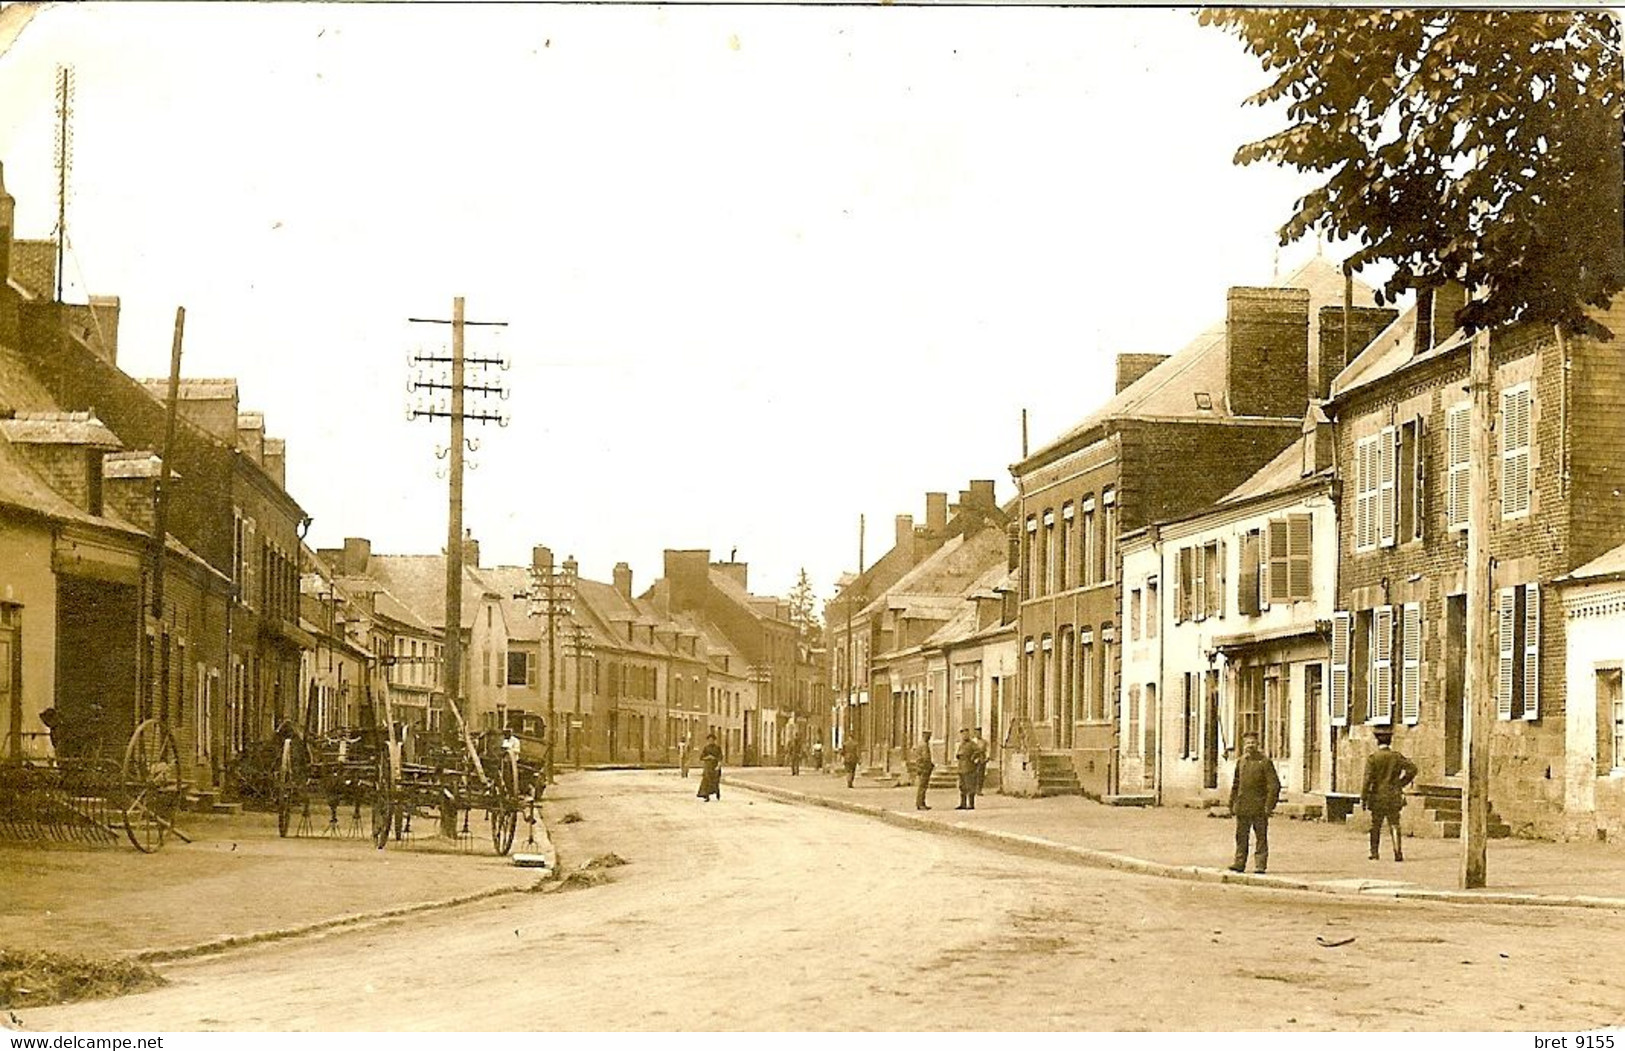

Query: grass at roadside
0;949;165;1009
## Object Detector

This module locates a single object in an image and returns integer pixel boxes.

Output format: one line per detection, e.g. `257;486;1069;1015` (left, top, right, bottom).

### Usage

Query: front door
1;607;19;758
1202;671;1220;790
1304;663;1324;793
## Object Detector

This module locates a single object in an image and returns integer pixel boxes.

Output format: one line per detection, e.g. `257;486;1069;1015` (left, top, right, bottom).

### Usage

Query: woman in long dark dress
697;733;723;801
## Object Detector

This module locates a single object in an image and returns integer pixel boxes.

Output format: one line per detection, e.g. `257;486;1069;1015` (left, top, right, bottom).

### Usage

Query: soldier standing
1362;728;1419;861
841;735;861;789
912;731;935;811
955;728;977;810
1228;732;1281;874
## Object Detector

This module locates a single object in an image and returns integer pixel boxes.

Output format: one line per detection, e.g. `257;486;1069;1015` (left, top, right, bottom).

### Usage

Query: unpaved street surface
20;770;1625;1031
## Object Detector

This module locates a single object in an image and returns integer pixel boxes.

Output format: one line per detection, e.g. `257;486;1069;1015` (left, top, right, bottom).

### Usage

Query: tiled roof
1029;258;1375;461
0;411;122;448
366;554;488;631
1564;542;1625;583
860;527;1007;621
0;430;101;523
103;451;164;479
1218;435;1329;504
138;378;239;401
922;563;1015;649
1328;303;1469;401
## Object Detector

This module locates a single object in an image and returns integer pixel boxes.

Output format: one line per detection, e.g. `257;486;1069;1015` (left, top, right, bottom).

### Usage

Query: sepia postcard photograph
1;0;1624;1037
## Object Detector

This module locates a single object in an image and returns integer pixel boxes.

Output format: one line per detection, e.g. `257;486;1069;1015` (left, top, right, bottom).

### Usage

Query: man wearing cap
1228;732;1281;873
1362;728;1418;861
971;726;989;799
912;731;935;811
954;727;978;810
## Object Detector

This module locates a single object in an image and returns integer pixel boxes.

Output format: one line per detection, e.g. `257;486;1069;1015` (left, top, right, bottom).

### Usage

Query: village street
17;770;1625;1033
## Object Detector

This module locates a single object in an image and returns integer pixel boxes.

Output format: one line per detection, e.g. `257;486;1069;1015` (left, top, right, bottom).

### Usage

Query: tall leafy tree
788;568;821;644
1202;9;1625;336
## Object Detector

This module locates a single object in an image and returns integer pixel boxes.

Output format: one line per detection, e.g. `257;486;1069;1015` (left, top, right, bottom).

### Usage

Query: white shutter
1193;544;1207;622
1412;416;1427;542
1353;438;1371;549
1379;425;1398;547
1523;582;1540;720
1401;603;1422;725
1447;403;1471;530
1371;605;1394;724
1287;514;1312;601
1173;548;1185;624
1497;587;1517;720
1330;611;1351;727
1214;539;1226;618
1501;386;1532;518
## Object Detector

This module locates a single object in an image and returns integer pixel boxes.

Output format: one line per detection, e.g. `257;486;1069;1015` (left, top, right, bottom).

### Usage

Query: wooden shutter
1214;539;1226;618
1238;531;1260;616
1401;602;1422;725
1523;582;1540;720
1267;518;1290;604
1193;543;1207;622
1286;513;1312;601
1497;587;1517;720
1502;387;1532;518
1330;611;1351;727
1173;547;1188;624
1412;416;1427;542
1371;605;1394;724
1447;403;1471;530
1379;424;1398;547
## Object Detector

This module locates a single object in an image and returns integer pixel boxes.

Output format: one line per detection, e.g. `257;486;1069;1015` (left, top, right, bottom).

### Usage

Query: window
1101;634;1116;724
1354;433;1381;551
1058;629;1074;724
1237;667;1264;748
1129;589;1141;640
1496;582;1541;720
483;645;492;686
1266;668;1288;759
1238;530;1261;616
507;651;532;687
1023;517;1037;599
1127;683;1141;755
1598;668;1624;775
1262;514;1313;605
1368;605;1394;725
1180;672;1196;759
1400;603;1423;725
1146;579;1159;639
1041;510;1055;597
1023;639;1035;719
1079;636;1095;721
1175;547;1192;623
1501;384;1533;519
1102;489;1118;583
1039;634;1053;720
1397;416;1425;543
1059;503;1074;591
1447;402;1471;530
1203;540;1224;619
1081;499;1097;588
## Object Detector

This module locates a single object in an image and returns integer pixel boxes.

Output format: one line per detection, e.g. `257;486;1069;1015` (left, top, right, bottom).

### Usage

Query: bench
1322;792;1362;823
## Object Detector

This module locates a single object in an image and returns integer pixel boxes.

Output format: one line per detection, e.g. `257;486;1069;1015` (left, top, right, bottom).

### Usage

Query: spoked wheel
122;719;183;853
275;739;298;838
490;753;520;855
371;745;400;850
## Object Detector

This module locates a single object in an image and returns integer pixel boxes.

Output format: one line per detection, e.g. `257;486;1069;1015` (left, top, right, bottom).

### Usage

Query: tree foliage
1202;9;1625;336
788;568;821;640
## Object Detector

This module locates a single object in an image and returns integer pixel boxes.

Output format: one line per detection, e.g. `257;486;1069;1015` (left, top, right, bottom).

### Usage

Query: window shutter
1412;416;1427;542
1353;439;1370;549
1523;582;1540;720
1173;548;1186;624
1497;587;1516;720
1330;611;1351;727
1287;514;1312;601
1447;403;1471;530
1267;518;1290;604
1238;531;1260;617
1193;544;1207;622
1502;387;1532;518
1214;539;1226;618
1371;605;1394;724
1379;425;1398;547
1401;602;1422;725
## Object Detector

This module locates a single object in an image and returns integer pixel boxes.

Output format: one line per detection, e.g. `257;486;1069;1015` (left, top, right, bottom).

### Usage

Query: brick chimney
461;529;480;568
263;437;286;488
664;549;711;611
894;514;915;559
925;492;948;535
342;537;372;576
1115;353;1169;393
1415;280;1469;354
64;296;120;364
1317;305;1400;399
532;545;553;573
1227;287;1310;417
237;412;265;464
0;161;14;289
102;451;163;534
613;562;633;600
1300;402;1334;477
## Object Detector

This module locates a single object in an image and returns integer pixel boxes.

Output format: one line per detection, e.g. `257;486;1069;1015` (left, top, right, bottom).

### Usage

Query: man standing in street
1228;732;1280;873
971;726;989;800
1362;728;1419;861
787;721;803;776
912;731;935;811
841;734;861;789
955;727;978;810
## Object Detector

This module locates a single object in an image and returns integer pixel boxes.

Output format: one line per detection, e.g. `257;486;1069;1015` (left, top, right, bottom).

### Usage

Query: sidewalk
731;767;1625;908
0;806;552;961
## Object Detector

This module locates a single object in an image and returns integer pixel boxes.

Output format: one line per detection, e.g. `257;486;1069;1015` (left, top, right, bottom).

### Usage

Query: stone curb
136;815;561;965
732;778;1625;913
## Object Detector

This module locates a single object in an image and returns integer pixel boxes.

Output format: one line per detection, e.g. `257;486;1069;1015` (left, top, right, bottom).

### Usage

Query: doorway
1304;663;1324;793
1203;670;1220;790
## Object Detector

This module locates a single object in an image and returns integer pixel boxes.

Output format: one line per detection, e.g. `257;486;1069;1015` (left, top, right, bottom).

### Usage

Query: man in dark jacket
912;732;935;811
1362;728;1419;861
841;735;861;788
1228;732;1281;873
955;727;978;810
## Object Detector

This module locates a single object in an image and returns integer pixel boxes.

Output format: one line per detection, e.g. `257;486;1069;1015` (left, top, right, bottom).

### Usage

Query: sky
0;1;1343;605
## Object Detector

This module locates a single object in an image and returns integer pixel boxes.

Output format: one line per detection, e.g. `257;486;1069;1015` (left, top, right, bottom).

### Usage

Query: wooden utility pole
150;307;185;622
1462;326;1494;888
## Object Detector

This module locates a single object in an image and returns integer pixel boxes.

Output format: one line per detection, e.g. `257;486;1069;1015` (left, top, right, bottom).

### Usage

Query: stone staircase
1034;752;1082;797
1412;783;1511;839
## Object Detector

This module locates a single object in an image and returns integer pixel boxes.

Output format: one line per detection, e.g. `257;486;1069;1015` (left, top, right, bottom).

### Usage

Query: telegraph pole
1462;326;1494;888
527;551;575;783
564;621;593;768
407;298;508;784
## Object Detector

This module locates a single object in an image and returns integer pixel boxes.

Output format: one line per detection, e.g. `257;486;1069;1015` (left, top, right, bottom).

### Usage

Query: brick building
1009;259;1380;798
1326;290;1625;839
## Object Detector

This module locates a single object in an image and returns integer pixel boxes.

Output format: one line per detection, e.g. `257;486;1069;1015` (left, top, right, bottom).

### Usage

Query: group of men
908;727;989;811
1229;726;1418;874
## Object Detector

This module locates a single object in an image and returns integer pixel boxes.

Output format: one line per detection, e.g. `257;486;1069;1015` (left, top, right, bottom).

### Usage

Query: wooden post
150;307;185;621
1462;326;1494;888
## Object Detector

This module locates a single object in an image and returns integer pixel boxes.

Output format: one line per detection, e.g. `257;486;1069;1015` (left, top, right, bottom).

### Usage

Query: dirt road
21;770;1625;1031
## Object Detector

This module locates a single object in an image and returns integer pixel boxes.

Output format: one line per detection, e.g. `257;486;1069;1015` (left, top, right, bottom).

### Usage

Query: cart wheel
276;739;297;838
122;719;182;853
490;804;517;856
